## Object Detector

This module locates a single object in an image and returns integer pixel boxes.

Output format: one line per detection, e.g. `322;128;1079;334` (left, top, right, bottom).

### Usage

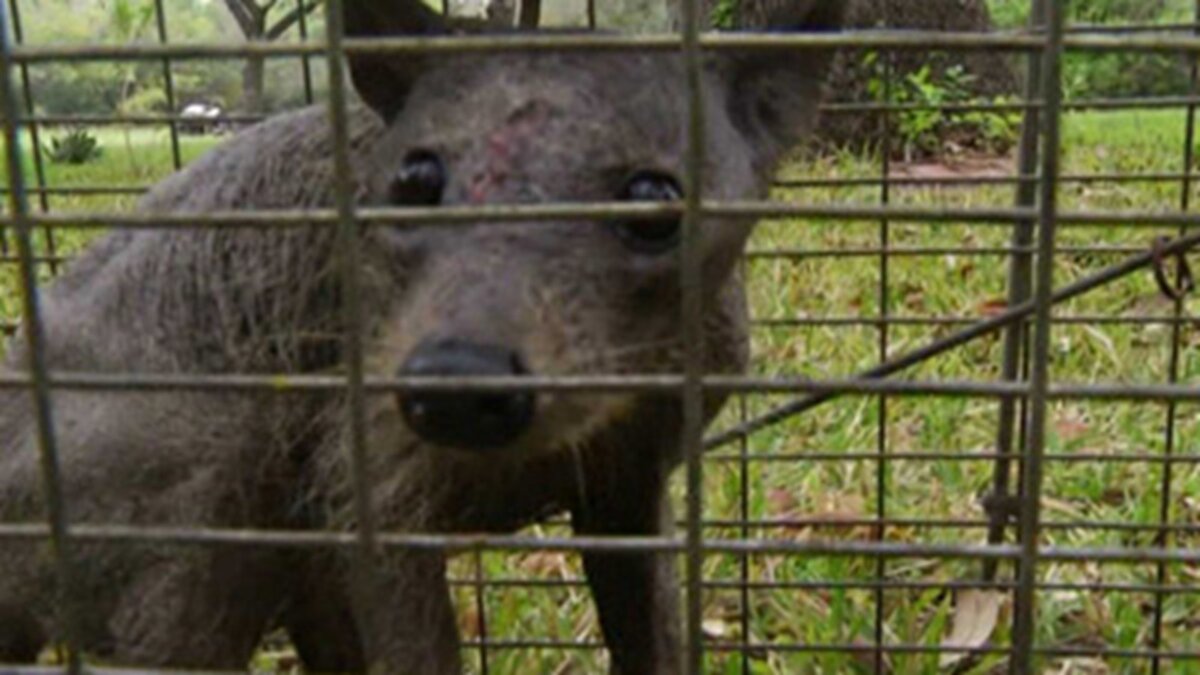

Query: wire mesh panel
0;0;1197;674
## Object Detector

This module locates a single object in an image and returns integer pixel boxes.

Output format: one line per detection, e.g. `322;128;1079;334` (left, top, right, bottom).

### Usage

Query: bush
867;56;1020;160
813;0;1020;156
44;127;103;165
988;0;1194;99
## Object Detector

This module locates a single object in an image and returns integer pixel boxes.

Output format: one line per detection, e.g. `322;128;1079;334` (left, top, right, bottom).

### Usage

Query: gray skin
0;1;845;672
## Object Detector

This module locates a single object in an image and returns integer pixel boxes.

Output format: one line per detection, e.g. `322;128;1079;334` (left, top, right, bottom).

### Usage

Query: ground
1;109;1197;674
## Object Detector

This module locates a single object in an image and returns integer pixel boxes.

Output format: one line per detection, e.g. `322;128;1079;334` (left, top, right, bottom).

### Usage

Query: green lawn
698;107;1200;675
2;110;1198;674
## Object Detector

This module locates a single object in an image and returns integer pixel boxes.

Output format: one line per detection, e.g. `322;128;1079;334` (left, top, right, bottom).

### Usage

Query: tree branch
265;0;325;41
223;0;262;37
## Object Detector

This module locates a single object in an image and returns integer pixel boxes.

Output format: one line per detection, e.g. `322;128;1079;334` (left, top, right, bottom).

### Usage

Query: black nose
397;339;534;451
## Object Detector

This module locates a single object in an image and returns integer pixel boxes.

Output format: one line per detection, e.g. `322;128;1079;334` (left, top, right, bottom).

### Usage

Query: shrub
989;0;1193;100
867;56;1020;160
44;127;103;165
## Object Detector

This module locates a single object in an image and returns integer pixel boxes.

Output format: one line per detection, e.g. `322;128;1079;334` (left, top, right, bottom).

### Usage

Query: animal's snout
397;339;534;451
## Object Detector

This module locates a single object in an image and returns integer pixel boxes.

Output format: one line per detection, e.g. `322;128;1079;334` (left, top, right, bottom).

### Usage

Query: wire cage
0;0;1197;673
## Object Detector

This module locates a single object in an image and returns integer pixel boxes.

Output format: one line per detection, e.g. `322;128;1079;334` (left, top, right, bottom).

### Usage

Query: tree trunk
223;0;324;114
518;0;540;28
242;52;266;114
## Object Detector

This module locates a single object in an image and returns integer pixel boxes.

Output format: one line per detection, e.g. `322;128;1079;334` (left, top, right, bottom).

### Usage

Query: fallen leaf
903;289;926;312
1181;495;1199;518
1053;656;1110;674
977;298;1009;317
958;260;977;281
549;657;576;675
767;487;798;515
850;637;894;674
458;606;482;639
1053;415;1090;441
1123;291;1173;317
1042;497;1085;519
702;618;731;640
1098;487;1126;506
939;590;1005;670
519;551;570;577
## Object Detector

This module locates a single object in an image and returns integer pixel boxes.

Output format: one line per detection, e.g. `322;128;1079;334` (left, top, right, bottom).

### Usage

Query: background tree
821;0;1019;153
683;0;1018;154
517;0;541;27
13;0;1195;128
21;0;242;115
110;0;159;176
993;0;1192;100
222;0;325;112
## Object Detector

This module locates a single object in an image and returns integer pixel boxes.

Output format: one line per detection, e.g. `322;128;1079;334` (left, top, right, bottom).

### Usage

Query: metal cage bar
1011;0;1065;671
679;0;706;669
983;0;1044;587
296;0;316;105
4;0;57;273
318;0;386;664
870;12;894;671
0;7;79;672
152;0;183;171
1149;3;1200;673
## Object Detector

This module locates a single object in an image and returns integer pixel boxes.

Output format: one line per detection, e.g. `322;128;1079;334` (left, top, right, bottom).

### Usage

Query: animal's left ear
714;0;848;170
342;0;449;123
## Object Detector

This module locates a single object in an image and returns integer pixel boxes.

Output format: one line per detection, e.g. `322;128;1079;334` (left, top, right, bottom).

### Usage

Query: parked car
179;102;223;135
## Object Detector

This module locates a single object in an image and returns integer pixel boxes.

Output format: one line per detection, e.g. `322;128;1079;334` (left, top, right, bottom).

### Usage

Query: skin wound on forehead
468;100;554;204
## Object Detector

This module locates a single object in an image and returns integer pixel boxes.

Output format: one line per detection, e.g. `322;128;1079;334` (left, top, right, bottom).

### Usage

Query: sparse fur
0;2;845;673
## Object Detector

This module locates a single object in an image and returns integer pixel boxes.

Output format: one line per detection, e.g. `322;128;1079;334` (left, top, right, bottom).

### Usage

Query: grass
2;110;1199;674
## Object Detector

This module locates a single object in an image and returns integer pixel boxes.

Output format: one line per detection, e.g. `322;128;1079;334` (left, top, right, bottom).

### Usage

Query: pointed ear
717;1;848;169
343;0;448;123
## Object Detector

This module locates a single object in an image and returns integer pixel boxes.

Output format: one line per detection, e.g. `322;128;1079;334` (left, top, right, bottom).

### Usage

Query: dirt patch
891;154;1015;180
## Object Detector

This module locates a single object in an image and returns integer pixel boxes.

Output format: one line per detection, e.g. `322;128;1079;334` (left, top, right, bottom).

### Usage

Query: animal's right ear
714;0;848;173
343;0;448;123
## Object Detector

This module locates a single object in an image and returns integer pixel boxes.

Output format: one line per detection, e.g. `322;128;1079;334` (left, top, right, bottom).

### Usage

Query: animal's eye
612;171;683;255
389;150;445;206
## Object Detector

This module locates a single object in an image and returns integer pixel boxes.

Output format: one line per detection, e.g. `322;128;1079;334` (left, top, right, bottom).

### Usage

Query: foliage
708;0;736;29
989;0;1188;27
17;0;310;116
1061;50;1192;100
595;0;673;32
985;0;1028;29
988;0;1195;99
117;86;169;116
43;127;104;165
865;54;1020;160
109;0;158;110
13;0;1200;120
1070;0;1177;24
110;0;156;44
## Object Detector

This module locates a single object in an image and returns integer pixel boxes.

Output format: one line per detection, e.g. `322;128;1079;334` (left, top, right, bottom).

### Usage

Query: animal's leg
0;602;47;664
572;436;682;675
281;552;366;673
351;550;461;675
105;548;286;670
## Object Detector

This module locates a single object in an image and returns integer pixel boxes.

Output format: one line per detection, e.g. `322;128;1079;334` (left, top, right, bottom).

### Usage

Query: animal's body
0;2;844;672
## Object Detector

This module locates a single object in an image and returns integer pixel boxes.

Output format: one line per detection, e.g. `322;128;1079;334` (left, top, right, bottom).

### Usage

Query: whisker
559;337;681;372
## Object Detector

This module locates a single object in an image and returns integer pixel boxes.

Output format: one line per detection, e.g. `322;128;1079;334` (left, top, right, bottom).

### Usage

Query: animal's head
346;0;846;456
